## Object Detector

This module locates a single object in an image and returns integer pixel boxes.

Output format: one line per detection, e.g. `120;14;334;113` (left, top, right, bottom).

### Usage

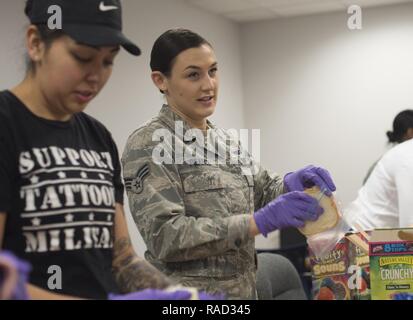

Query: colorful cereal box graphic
369;228;413;300
311;238;352;300
310;232;371;300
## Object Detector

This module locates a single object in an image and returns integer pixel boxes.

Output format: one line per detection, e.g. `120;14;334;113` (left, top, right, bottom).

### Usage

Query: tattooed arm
112;204;173;293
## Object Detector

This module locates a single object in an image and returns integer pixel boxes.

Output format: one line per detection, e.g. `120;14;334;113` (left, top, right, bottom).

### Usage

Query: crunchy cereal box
369;228;413;300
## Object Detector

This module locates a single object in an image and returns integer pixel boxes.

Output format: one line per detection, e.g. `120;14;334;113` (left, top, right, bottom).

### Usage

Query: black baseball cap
25;0;141;56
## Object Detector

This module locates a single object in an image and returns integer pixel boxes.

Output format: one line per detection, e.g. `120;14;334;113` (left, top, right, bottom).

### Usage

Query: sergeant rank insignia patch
124;164;150;194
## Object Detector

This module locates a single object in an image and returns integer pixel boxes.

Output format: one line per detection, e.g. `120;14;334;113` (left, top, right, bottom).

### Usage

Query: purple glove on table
0;251;31;300
109;289;192;300
198;292;226;300
284;165;336;196
109;288;224;300
253;191;323;237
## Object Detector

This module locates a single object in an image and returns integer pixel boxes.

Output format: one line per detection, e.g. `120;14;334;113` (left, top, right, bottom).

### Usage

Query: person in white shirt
363;110;413;184
346;112;413;229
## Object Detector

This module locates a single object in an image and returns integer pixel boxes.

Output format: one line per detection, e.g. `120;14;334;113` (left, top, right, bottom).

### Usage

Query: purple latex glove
284;165;336;196
108;288;192;300
253;191;323;237
109;289;225;300
198;292;226;300
0;251;31;300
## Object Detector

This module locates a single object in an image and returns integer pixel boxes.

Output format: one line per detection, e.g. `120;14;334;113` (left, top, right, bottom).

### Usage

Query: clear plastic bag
300;189;351;259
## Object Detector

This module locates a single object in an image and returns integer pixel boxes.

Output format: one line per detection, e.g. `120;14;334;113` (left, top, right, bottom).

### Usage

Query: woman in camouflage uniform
122;29;336;299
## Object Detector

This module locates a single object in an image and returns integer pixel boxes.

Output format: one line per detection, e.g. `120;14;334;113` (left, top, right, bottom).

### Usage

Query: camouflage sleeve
122;144;251;263
252;162;285;211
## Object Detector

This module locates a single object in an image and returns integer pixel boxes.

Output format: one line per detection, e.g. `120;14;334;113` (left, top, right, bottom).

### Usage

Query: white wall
0;0;244;256
0;2;28;88
241;3;413;212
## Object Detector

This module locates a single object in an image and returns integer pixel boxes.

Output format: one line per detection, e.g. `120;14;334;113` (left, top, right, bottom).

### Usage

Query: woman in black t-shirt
0;0;193;300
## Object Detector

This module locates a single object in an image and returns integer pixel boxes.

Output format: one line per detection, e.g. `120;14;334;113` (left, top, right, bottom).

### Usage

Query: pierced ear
26;25;45;64
151;71;168;94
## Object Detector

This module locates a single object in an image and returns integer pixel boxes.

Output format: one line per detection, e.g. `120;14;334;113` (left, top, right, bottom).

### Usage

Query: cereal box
369;228;413;300
311;238;351;300
311;232;370;300
348;233;370;300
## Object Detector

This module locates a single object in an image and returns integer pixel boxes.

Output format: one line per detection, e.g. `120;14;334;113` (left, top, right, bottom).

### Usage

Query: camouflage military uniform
122;105;284;299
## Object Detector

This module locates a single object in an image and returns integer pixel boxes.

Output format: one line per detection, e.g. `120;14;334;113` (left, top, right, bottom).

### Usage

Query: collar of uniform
157;104;241;162
158;104;216;145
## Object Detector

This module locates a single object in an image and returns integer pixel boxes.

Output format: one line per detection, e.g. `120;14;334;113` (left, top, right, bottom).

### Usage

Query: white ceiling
184;0;413;22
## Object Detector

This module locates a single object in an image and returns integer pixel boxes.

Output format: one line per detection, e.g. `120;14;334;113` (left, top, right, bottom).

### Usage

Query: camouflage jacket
122;105;284;299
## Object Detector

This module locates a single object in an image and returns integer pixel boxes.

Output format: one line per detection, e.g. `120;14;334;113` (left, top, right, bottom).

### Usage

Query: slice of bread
398;230;413;241
298;186;340;236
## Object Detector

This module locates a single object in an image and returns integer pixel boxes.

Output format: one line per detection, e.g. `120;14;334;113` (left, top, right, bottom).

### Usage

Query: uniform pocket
182;168;224;193
178;165;228;217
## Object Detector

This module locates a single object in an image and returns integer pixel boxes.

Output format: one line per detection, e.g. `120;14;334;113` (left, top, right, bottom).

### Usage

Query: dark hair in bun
386;131;396;143
387;110;413;144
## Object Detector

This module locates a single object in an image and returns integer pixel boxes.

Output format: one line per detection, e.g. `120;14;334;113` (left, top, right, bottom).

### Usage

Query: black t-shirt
0;90;124;299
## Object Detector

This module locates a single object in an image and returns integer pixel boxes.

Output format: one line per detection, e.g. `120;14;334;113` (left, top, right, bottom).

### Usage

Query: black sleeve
108;133;124;205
